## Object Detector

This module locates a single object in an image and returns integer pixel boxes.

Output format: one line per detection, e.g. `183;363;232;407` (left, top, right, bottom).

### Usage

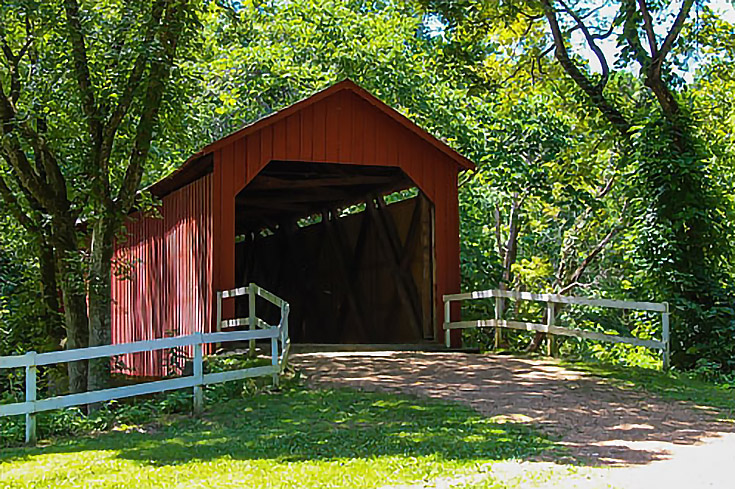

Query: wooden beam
280;220;327;341
399;196;423;272
445;319;666;350
323;210;369;341
367;195;424;338
376;196;425;337
247;174;398;191
335;203;372;340
443;289;667;313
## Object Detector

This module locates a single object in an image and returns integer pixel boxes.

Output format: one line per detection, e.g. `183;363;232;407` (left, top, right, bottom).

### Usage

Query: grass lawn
562;360;735;421
1;360;730;489
0;388;559;489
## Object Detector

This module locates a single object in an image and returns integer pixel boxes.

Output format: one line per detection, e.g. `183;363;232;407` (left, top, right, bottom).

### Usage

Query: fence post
248;283;257;358
546;301;556;357
444;299;451;348
25;351;37;445
215;290;223;351
192;334;204;416
662;303;670;371
494;296;502;350
271;335;279;387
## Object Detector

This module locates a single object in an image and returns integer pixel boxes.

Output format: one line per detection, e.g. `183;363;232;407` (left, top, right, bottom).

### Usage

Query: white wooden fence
0;283;290;445
443;289;669;370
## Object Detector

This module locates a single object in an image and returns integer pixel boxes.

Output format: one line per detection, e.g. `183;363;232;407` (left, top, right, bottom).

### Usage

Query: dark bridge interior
234;160;435;344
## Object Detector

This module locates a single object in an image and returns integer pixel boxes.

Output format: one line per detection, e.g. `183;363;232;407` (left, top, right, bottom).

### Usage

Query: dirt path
292;351;734;488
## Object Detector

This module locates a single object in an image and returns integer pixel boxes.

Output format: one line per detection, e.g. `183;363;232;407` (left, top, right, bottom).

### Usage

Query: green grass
0;388;558;488
562;360;735;421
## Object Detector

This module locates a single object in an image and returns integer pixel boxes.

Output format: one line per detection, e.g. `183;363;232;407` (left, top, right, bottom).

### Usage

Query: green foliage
2;0;735;383
626;113;735;370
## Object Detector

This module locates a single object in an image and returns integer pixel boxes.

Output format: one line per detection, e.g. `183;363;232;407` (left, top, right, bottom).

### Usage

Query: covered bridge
111;80;474;376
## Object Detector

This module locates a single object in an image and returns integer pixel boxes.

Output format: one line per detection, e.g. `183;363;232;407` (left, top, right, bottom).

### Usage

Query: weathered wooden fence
444;289;669;369
1;283;290;445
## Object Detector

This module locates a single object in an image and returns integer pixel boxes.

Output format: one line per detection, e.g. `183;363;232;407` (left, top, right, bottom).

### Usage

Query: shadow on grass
0;388;560;467
561;360;735;417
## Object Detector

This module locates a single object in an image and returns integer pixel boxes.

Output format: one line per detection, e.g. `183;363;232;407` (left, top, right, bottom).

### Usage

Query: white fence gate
444;289;669;369
0;283;290;445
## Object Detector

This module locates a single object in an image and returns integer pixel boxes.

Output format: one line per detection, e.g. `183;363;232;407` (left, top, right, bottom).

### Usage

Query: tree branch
564;200;629;289
558;0;610;88
636;0;658;55
0;163;38;233
620;0;652;70
63;0;103;153
540;0;632;135
655;0;694;67
494;205;506;258
117;0;186;212
101;0;168;170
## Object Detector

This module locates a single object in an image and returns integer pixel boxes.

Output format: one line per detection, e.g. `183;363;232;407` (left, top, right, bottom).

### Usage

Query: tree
423;0;735;369
0;0;201;393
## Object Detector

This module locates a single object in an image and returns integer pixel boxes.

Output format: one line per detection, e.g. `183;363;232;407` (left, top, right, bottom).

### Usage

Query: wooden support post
494;297;502;350
215;291;222;352
444;299;451;348
216;291;222;332
546;301;556;357
248;283;257;358
25;352;37;445
193;335;204;416
662;303;670;371
271;336;279;387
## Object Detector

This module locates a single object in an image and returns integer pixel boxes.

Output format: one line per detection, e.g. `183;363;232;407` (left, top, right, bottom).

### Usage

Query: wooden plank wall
111;174;213;377
213;88;461;343
235;196;433;343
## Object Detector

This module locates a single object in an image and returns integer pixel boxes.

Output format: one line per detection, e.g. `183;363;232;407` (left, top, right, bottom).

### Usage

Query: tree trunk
56;248;89;394
87;219;117;393
38;237;65;348
52;215;90;394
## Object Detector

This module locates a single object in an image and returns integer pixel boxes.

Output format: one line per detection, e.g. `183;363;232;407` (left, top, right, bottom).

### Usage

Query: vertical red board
286;113;300;160
245;133;260;191
352;95;364;163
220;146;236;321
340;90;353;164
273;118;287;161
362;97;376;165
300;104;314;160
260;125;274;174
325;92;340;162
312;98;327;161
233;137;246;192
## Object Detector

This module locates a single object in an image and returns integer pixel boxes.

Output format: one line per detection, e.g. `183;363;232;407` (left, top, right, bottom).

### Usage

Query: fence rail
1;283;290;446
443;289;669;369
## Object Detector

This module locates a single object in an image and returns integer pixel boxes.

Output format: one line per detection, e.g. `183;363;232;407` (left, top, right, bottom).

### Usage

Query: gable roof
149;79;474;197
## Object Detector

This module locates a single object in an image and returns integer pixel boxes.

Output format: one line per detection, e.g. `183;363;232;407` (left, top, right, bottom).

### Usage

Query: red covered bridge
111;80;474;376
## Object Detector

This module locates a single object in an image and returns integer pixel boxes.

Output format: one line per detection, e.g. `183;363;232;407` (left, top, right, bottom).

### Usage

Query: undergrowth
0;354;289;448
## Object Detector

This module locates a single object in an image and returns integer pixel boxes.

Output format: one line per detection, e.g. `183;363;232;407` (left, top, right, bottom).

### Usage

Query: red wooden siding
211;87;463;343
111;175;213;377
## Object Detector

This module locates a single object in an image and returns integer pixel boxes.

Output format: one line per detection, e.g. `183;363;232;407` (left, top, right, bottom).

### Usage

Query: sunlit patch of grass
457;461;617;489
0;388;560;488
